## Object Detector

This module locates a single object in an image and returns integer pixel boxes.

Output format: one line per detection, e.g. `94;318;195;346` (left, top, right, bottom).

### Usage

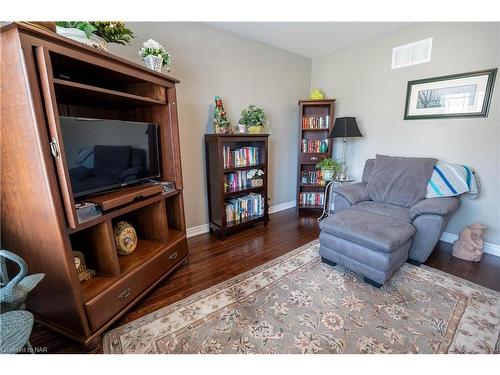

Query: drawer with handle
300;153;329;164
84;238;188;331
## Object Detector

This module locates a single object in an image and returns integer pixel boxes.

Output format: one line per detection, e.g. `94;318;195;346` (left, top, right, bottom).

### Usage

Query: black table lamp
329;117;363;181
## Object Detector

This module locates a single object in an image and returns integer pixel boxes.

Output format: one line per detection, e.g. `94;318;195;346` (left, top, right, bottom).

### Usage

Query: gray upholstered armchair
320;155;460;287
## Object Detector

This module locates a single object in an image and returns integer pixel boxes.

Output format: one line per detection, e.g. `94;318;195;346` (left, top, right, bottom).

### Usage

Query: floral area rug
103;240;500;354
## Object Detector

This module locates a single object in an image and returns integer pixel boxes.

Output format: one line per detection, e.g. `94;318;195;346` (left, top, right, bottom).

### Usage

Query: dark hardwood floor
30;208;500;353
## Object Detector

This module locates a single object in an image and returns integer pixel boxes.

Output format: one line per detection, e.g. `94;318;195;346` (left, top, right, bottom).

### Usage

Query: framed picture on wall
404;68;497;120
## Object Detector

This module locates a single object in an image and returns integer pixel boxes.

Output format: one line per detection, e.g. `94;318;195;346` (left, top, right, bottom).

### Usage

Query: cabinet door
35;46;78;228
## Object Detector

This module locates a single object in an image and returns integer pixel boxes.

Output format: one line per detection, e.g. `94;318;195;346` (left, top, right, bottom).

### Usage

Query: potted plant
246;169;264;187
55;21;134;51
239;105;267;134
315;157;342;182
138;39;171;72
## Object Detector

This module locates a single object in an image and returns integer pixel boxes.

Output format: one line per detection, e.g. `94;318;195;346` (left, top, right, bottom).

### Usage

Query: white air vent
392;38;432;69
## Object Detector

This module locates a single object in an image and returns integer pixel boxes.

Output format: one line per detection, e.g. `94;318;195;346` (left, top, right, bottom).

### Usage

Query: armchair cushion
409;197;460;221
361;159;375;183
333;182;370;205
352;201;410;223
366;154;437;208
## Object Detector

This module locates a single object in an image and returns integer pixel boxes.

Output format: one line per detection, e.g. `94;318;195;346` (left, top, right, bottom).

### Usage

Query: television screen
60;116;160;198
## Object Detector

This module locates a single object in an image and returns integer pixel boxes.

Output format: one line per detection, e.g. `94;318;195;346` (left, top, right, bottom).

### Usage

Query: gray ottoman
319;209;416;287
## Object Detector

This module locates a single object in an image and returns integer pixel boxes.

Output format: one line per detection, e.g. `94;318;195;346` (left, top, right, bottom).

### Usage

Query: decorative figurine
452;224;487;262
320;140;328;153
114;221;138;256
310;89;325;100
0;250;45;313
73;251;96;282
213;96;232;134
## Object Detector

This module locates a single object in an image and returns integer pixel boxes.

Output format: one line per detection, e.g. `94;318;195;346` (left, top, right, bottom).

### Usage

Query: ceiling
208;22;412;58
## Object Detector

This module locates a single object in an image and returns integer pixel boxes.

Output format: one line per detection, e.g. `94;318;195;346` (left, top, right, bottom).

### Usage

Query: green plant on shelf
315;157;342;181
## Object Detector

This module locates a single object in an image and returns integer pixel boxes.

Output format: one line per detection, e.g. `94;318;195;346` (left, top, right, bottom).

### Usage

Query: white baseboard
186;223;210;238
269;200;297;214
440;232;500;257
186;200;297;238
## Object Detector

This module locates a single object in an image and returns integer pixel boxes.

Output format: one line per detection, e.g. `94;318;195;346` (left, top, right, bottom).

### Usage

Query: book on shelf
300;170;325;186
302;115;330;130
223;146;260;168
301;139;328;153
225;193;264;222
299;192;324;206
225;171;251;192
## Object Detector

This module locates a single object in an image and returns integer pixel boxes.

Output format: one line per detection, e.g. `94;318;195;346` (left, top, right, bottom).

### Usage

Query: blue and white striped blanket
426;162;479;199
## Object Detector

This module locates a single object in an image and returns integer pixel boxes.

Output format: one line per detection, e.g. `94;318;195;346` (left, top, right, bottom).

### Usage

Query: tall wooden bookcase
1;23;188;349
205;134;269;239
296;99;336;211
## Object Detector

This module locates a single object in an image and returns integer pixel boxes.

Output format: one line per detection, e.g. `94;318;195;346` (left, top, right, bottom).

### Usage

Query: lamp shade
329;117;363;138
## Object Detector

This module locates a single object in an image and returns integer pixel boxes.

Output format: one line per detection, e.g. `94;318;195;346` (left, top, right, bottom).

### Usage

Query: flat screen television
60;116;161;198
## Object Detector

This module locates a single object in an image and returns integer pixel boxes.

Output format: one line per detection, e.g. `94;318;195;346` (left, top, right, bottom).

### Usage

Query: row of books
301;139;328;153
300;170;325;186
225;193;264;222
224;171;251;192
302;116;330;130
223;146;260;168
299;192;325;206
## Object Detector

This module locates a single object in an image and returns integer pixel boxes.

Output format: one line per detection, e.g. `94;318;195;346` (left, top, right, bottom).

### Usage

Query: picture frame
404;68;497;120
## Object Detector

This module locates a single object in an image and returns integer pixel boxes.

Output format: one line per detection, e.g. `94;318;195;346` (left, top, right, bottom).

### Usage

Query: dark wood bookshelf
205;134;269;239
297;99;335;211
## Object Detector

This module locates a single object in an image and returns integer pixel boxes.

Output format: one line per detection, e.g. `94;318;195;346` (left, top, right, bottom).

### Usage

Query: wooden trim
35;46;78;228
298;99;336;105
53;78;166;105
2;27;90;337
1;22;180;84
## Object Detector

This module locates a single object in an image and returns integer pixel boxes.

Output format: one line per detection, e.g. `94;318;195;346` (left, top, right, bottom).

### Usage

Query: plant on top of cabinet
139;39;172;72
239;105;267;134
56;21;134;51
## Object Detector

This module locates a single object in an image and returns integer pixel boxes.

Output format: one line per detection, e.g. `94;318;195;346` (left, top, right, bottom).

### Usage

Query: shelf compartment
69;221;120;278
50;51;167;102
70;190;180;233
225;186;265;197
53;78;165;107
224;164;265;173
112;199;170;273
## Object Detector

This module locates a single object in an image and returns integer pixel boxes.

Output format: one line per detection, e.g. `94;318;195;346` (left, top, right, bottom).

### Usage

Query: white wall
109;22;311;228
311;22;500;245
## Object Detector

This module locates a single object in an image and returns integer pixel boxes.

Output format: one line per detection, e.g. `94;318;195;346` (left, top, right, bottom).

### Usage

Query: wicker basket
251;179;264;188
144;55;163;72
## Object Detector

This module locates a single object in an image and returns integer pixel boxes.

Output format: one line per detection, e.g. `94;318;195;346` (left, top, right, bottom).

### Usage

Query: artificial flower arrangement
247;169;265;187
138;39;171;72
55;21;134;51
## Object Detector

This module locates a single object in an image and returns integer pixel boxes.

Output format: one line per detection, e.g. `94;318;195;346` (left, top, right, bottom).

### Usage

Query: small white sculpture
452;224;487;262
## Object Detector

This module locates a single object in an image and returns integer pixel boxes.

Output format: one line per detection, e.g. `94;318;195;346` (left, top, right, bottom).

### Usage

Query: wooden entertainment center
0;23;189;349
